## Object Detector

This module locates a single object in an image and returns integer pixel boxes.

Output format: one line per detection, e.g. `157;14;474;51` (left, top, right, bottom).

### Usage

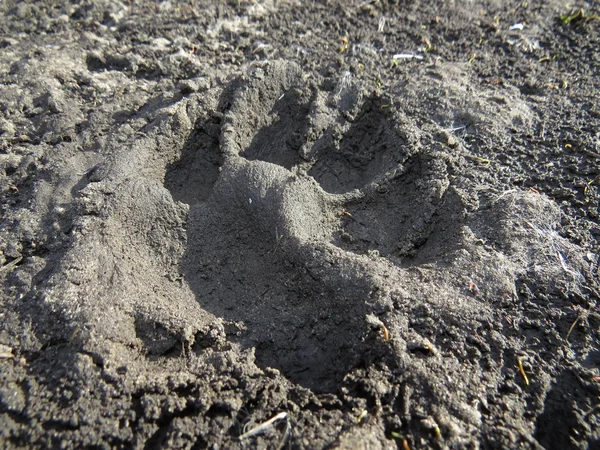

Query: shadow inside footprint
164;113;222;205
242;86;313;169
180;160;371;393
335;148;450;261
308;95;416;194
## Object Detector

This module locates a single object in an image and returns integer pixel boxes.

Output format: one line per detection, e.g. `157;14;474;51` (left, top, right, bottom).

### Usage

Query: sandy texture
1;1;599;448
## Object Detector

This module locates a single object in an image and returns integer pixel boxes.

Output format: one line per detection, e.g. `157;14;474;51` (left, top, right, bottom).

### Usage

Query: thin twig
566;316;582;341
276;418;292;450
239;412;287;440
0;256;23;274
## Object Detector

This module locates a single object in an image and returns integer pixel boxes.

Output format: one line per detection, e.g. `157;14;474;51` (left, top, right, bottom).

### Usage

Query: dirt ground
1;1;599;448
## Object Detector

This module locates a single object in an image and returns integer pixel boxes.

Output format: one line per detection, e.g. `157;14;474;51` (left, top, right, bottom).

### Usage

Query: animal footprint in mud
224;61;451;261
174;61;460;391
